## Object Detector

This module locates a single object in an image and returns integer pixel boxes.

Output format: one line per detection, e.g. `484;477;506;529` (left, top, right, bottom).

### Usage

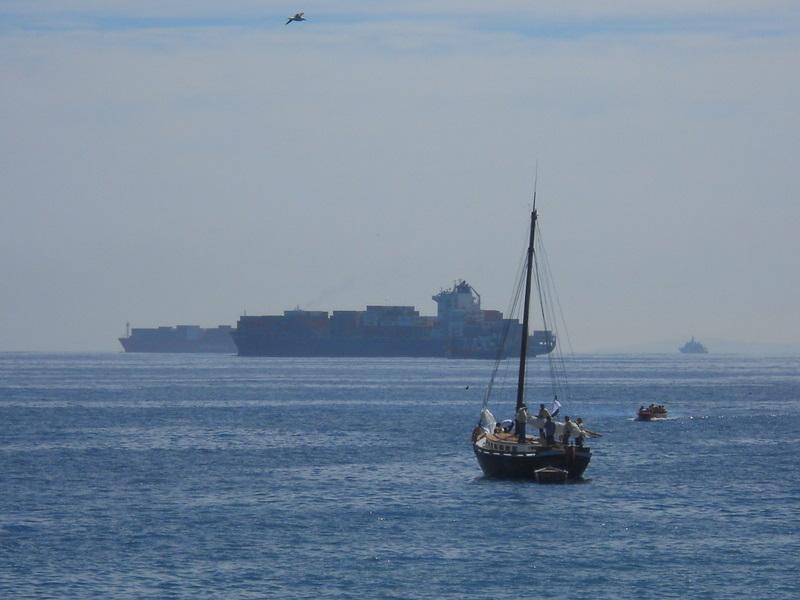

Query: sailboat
471;199;592;480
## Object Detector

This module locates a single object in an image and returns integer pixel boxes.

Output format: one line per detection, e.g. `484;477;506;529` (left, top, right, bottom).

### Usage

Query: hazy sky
1;1;798;352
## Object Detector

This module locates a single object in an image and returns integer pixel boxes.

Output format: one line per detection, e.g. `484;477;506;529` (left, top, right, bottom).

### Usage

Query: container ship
119;324;236;353
232;280;556;359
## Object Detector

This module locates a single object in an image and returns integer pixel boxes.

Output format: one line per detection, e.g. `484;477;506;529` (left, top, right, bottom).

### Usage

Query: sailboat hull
473;444;591;480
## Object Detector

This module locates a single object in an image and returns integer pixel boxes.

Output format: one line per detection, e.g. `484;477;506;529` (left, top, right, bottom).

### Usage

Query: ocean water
1;352;798;599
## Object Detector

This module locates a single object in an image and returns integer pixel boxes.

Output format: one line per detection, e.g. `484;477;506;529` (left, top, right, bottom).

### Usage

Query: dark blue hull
119;331;236;354
474;444;591;479
232;334;448;357
232;333;555;359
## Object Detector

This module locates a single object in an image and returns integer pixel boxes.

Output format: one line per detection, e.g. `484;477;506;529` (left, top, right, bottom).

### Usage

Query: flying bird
286;12;306;25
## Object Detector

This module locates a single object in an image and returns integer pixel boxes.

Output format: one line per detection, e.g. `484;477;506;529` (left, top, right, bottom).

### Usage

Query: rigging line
537;228;576;358
539;244;563;383
498;212;530;346
497;248;528;401
546;286;569;403
482;270;524;411
532;223;560;403
538;238;569;403
538;230;571;404
486;287;518;400
536;228;575;400
482;230;528;410
536;227;555;390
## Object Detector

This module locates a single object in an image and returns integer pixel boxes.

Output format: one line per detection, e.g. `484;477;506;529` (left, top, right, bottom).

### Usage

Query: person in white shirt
561;416;582;446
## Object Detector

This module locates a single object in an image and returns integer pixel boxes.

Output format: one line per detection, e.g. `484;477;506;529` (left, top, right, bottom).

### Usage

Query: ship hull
473;444;591;480
232;333;448;357
119;326;236;354
119;337;236;353
232;333;554;359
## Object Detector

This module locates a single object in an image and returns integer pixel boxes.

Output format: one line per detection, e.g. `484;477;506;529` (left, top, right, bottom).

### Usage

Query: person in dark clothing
515;404;529;443
544;415;556;446
537;403;551;439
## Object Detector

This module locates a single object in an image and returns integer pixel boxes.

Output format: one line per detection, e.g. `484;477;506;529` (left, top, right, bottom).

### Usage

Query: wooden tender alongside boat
535;466;569;484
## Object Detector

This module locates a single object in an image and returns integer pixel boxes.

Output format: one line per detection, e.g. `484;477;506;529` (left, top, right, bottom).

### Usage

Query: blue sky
1;1;798;351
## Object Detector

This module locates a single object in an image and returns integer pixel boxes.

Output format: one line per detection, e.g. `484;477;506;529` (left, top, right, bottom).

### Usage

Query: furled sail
479;408;496;434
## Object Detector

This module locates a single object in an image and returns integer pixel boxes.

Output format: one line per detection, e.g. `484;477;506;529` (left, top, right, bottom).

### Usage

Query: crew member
537;403;551;438
575;417;601;441
573;417;586;447
544;415;556;446
561;415;582;446
515;404;529;443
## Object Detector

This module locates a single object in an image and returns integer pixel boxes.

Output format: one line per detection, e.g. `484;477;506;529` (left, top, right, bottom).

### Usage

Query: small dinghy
534;467;568;484
636;404;668;421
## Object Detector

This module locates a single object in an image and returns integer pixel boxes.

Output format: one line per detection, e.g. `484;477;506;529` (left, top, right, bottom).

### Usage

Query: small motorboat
534;467;569;484
636;404;668;421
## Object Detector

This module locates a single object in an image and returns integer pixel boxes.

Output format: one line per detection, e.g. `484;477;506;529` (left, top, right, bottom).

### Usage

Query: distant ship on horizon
119;323;236;353
679;336;708;354
118;280;557;359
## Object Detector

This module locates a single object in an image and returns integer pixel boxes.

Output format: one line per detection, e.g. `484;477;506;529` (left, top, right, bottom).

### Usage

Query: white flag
550;399;561;416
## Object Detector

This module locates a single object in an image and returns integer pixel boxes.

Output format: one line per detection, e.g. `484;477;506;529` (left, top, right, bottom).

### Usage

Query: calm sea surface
1;352;799;599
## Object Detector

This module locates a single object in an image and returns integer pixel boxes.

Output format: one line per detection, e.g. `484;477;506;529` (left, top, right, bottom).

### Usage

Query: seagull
286;12;306;25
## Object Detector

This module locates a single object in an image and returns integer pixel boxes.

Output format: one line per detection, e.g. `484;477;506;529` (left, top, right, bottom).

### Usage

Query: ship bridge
432;280;483;337
433;280;481;318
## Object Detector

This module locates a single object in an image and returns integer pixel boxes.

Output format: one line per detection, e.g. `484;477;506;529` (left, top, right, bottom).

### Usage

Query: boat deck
482;431;573;452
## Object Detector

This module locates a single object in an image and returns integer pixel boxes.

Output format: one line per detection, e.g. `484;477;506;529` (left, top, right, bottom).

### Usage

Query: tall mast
515;198;538;411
